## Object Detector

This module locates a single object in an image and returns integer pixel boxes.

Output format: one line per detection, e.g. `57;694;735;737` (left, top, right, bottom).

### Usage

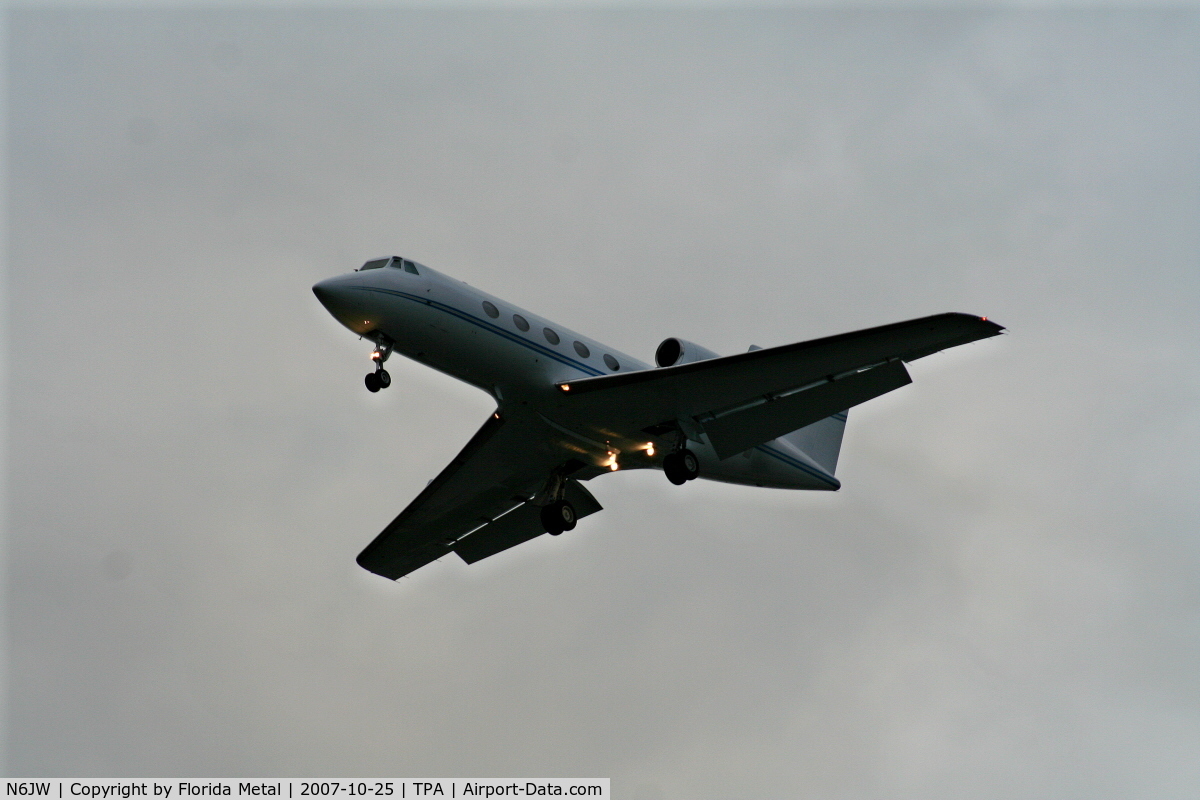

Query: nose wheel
364;339;393;393
364;369;391;393
663;448;700;485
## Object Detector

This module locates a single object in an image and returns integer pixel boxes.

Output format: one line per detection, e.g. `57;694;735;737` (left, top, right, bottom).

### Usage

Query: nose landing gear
365;339;393;393
364;370;390;393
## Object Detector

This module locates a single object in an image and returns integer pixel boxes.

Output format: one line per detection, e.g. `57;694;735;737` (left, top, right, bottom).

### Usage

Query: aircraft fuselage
313;260;840;491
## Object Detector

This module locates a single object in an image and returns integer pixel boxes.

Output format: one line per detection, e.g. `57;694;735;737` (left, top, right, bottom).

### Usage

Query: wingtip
356;548;400;581
979;315;1006;335
952;312;1005;335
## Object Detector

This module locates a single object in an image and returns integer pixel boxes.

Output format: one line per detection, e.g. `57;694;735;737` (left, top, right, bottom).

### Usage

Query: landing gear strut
365;339;393;393
662;448;700;485
538;471;578;536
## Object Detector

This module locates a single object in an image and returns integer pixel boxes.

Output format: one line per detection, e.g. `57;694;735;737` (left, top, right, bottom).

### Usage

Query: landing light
645;443;655;457
605;451;619;471
560;384;571;392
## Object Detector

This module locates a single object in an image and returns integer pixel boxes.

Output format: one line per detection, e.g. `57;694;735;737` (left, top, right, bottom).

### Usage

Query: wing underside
355;412;605;580
552;312;1002;459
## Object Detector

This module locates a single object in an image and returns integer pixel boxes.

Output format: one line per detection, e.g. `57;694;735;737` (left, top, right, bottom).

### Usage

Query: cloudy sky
5;5;1199;797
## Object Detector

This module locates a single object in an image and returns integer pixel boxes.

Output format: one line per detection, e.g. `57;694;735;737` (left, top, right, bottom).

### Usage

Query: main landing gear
540;499;577;536
538;471;577;536
364;339;393;393
662;448;700;485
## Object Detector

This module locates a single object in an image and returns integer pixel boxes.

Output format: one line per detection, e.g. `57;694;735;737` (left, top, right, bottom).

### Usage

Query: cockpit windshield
360;256;421;275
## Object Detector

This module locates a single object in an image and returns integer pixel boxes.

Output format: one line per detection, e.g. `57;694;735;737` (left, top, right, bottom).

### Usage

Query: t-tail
742;342;848;476
781;411;848;476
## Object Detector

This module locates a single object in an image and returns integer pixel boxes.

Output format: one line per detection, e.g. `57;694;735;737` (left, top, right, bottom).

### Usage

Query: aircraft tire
663;453;688;485
541;500;576;535
364;372;381;393
541;503;563;535
681;449;700;480
377;369;391;389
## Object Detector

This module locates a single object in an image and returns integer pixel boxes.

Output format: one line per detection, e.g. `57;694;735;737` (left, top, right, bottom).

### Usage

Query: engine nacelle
655;337;721;367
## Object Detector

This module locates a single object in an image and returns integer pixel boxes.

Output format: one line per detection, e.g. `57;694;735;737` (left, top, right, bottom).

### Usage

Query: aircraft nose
313;276;358;314
313;276;372;333
312;278;338;310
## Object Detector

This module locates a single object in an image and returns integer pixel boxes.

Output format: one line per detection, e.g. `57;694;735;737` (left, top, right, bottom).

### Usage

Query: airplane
313;256;1003;580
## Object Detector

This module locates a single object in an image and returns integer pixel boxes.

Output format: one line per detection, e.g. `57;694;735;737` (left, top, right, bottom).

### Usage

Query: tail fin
743;344;847;475
782;410;848;476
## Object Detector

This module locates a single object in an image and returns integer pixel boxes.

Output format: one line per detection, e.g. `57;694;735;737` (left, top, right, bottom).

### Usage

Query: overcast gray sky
4;6;1199;797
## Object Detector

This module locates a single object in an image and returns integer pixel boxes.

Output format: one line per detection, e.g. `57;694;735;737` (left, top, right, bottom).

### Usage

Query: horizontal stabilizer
455;480;602;565
704;360;912;460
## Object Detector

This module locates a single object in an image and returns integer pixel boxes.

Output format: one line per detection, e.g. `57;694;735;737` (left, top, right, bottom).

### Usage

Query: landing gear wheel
364;372;381;393
377;369;391;389
681;448;700;480
540;500;576;535
663;453;688;485
663;449;700;484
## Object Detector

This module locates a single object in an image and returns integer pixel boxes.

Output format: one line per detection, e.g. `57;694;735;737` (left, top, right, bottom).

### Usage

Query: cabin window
603;354;620;371
543;327;560;345
573;341;590;358
482;301;499;318
360;258;389;271
513;314;530;332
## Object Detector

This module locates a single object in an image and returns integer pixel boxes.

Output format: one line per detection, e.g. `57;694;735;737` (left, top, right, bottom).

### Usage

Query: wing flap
703;359;912;459
454;480;603;565
554;313;1001;434
452;505;545;565
356;412;563;580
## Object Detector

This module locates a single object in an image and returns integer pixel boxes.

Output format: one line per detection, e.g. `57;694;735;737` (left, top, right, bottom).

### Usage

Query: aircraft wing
554;312;1003;459
356;412;601;580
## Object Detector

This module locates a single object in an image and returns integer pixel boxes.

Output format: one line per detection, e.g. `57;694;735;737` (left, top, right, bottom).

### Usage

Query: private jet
313;256;1003;580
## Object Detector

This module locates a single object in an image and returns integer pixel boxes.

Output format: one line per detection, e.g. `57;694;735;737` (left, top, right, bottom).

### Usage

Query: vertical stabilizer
743;343;848;475
782;411;848;476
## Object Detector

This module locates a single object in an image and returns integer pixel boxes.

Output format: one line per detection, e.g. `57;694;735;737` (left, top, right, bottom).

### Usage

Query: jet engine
655;337;720;367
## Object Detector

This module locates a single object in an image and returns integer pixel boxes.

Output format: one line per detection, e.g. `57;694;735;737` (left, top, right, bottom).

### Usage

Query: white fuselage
313;262;839;491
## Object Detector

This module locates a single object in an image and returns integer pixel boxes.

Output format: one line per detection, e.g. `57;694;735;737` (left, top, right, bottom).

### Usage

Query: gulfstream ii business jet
313;256;1003;580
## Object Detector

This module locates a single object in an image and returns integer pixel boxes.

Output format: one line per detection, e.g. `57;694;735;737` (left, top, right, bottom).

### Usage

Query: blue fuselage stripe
755;444;840;488
354;286;606;377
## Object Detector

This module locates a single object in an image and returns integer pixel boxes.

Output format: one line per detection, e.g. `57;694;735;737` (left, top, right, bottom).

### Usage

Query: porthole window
543;327;560;345
513;314;530;332
482;301;499;318
573;341;590;358
603;354;620;371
